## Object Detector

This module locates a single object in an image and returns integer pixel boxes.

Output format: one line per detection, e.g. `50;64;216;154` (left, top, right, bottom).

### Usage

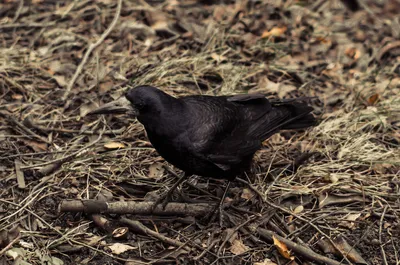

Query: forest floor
0;0;399;264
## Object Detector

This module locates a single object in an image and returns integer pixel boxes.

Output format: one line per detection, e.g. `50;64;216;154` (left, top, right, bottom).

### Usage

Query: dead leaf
273;236;294;260
21;139;48;152
345;47;361;59
108;243;137;255
5;248;26;260
15;160;25;189
329;174;339;183
104;142;126;149
211;53;227;63
293;205;304;214
11;94;23;100
318;236;368;264
319;193;366;208
84;235;104;246
147;10;169;31
230;238;248;255
340;213;361;229
80;103;98;117
53;75;67;87
261;26;287;38
99;80;114;94
367;93;379;105
261;78;297;97
148;162;165;179
254;258;278;265
213;5;227;21
316;36;332;45
241;188;254;200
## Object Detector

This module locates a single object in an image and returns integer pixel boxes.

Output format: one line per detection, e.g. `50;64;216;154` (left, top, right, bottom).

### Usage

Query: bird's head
87;86;171;119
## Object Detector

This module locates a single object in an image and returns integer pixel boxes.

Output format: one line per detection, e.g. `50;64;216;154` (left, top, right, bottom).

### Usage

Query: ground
0;0;399;264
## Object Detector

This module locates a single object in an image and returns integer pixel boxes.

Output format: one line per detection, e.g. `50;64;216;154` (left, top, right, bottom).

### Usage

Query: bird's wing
183;94;289;171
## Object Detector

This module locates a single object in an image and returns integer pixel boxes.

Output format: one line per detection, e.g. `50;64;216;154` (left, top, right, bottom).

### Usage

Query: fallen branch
59;200;213;217
257;228;342;265
61;0;123;101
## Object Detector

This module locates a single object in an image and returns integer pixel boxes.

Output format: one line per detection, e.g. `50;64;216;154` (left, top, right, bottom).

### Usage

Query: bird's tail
272;98;317;130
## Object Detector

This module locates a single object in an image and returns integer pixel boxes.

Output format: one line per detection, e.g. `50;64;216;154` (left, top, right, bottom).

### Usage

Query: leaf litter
0;0;399;264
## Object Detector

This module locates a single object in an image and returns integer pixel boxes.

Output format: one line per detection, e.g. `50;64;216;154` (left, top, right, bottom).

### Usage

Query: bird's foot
151;172;190;212
200;202;225;227
151;190;173;211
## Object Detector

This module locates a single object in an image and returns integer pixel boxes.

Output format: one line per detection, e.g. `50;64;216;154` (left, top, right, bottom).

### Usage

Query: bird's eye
135;103;145;109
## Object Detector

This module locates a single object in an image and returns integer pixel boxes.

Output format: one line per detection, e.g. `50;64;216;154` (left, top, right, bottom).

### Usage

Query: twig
0;111;50;144
12;0;24;23
120;217;191;251
236;177;266;202
0;235;21;256
21;131;103;172
217;215;258;255
264;200;354;265
0;22;56;29
257;228;342;265
24;117;126;135
379;205;389;265
61;0;123;101
377;41;400;62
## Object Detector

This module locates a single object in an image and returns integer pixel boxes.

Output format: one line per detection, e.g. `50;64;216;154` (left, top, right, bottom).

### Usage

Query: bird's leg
152;172;190;210
217;181;230;227
202;181;231;226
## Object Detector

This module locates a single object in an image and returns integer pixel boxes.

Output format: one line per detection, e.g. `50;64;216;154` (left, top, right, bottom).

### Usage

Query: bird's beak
87;97;137;116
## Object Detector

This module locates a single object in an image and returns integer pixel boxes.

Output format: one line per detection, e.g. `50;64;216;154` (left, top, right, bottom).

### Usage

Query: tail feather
278;101;316;130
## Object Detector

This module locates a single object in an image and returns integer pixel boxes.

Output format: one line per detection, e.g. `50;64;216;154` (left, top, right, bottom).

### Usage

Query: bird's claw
151;192;171;212
200;203;225;227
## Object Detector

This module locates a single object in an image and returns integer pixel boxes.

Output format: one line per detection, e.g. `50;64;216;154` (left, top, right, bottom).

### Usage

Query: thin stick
257;228;342;265
379;205;389;265
120;217;191;251
61;0;123;101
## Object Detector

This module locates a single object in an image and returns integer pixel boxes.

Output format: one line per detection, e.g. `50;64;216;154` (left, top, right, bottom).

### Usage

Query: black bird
89;85;316;219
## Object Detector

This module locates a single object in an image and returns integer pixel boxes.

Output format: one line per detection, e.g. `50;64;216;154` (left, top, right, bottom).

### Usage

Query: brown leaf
273;236;294;260
21;139;48;152
11;94;23;100
367;93;379;105
261;26;287;38
99;80;114;94
104;142;126;149
345;47;361;59
230;239;248;255
148;162;165;179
